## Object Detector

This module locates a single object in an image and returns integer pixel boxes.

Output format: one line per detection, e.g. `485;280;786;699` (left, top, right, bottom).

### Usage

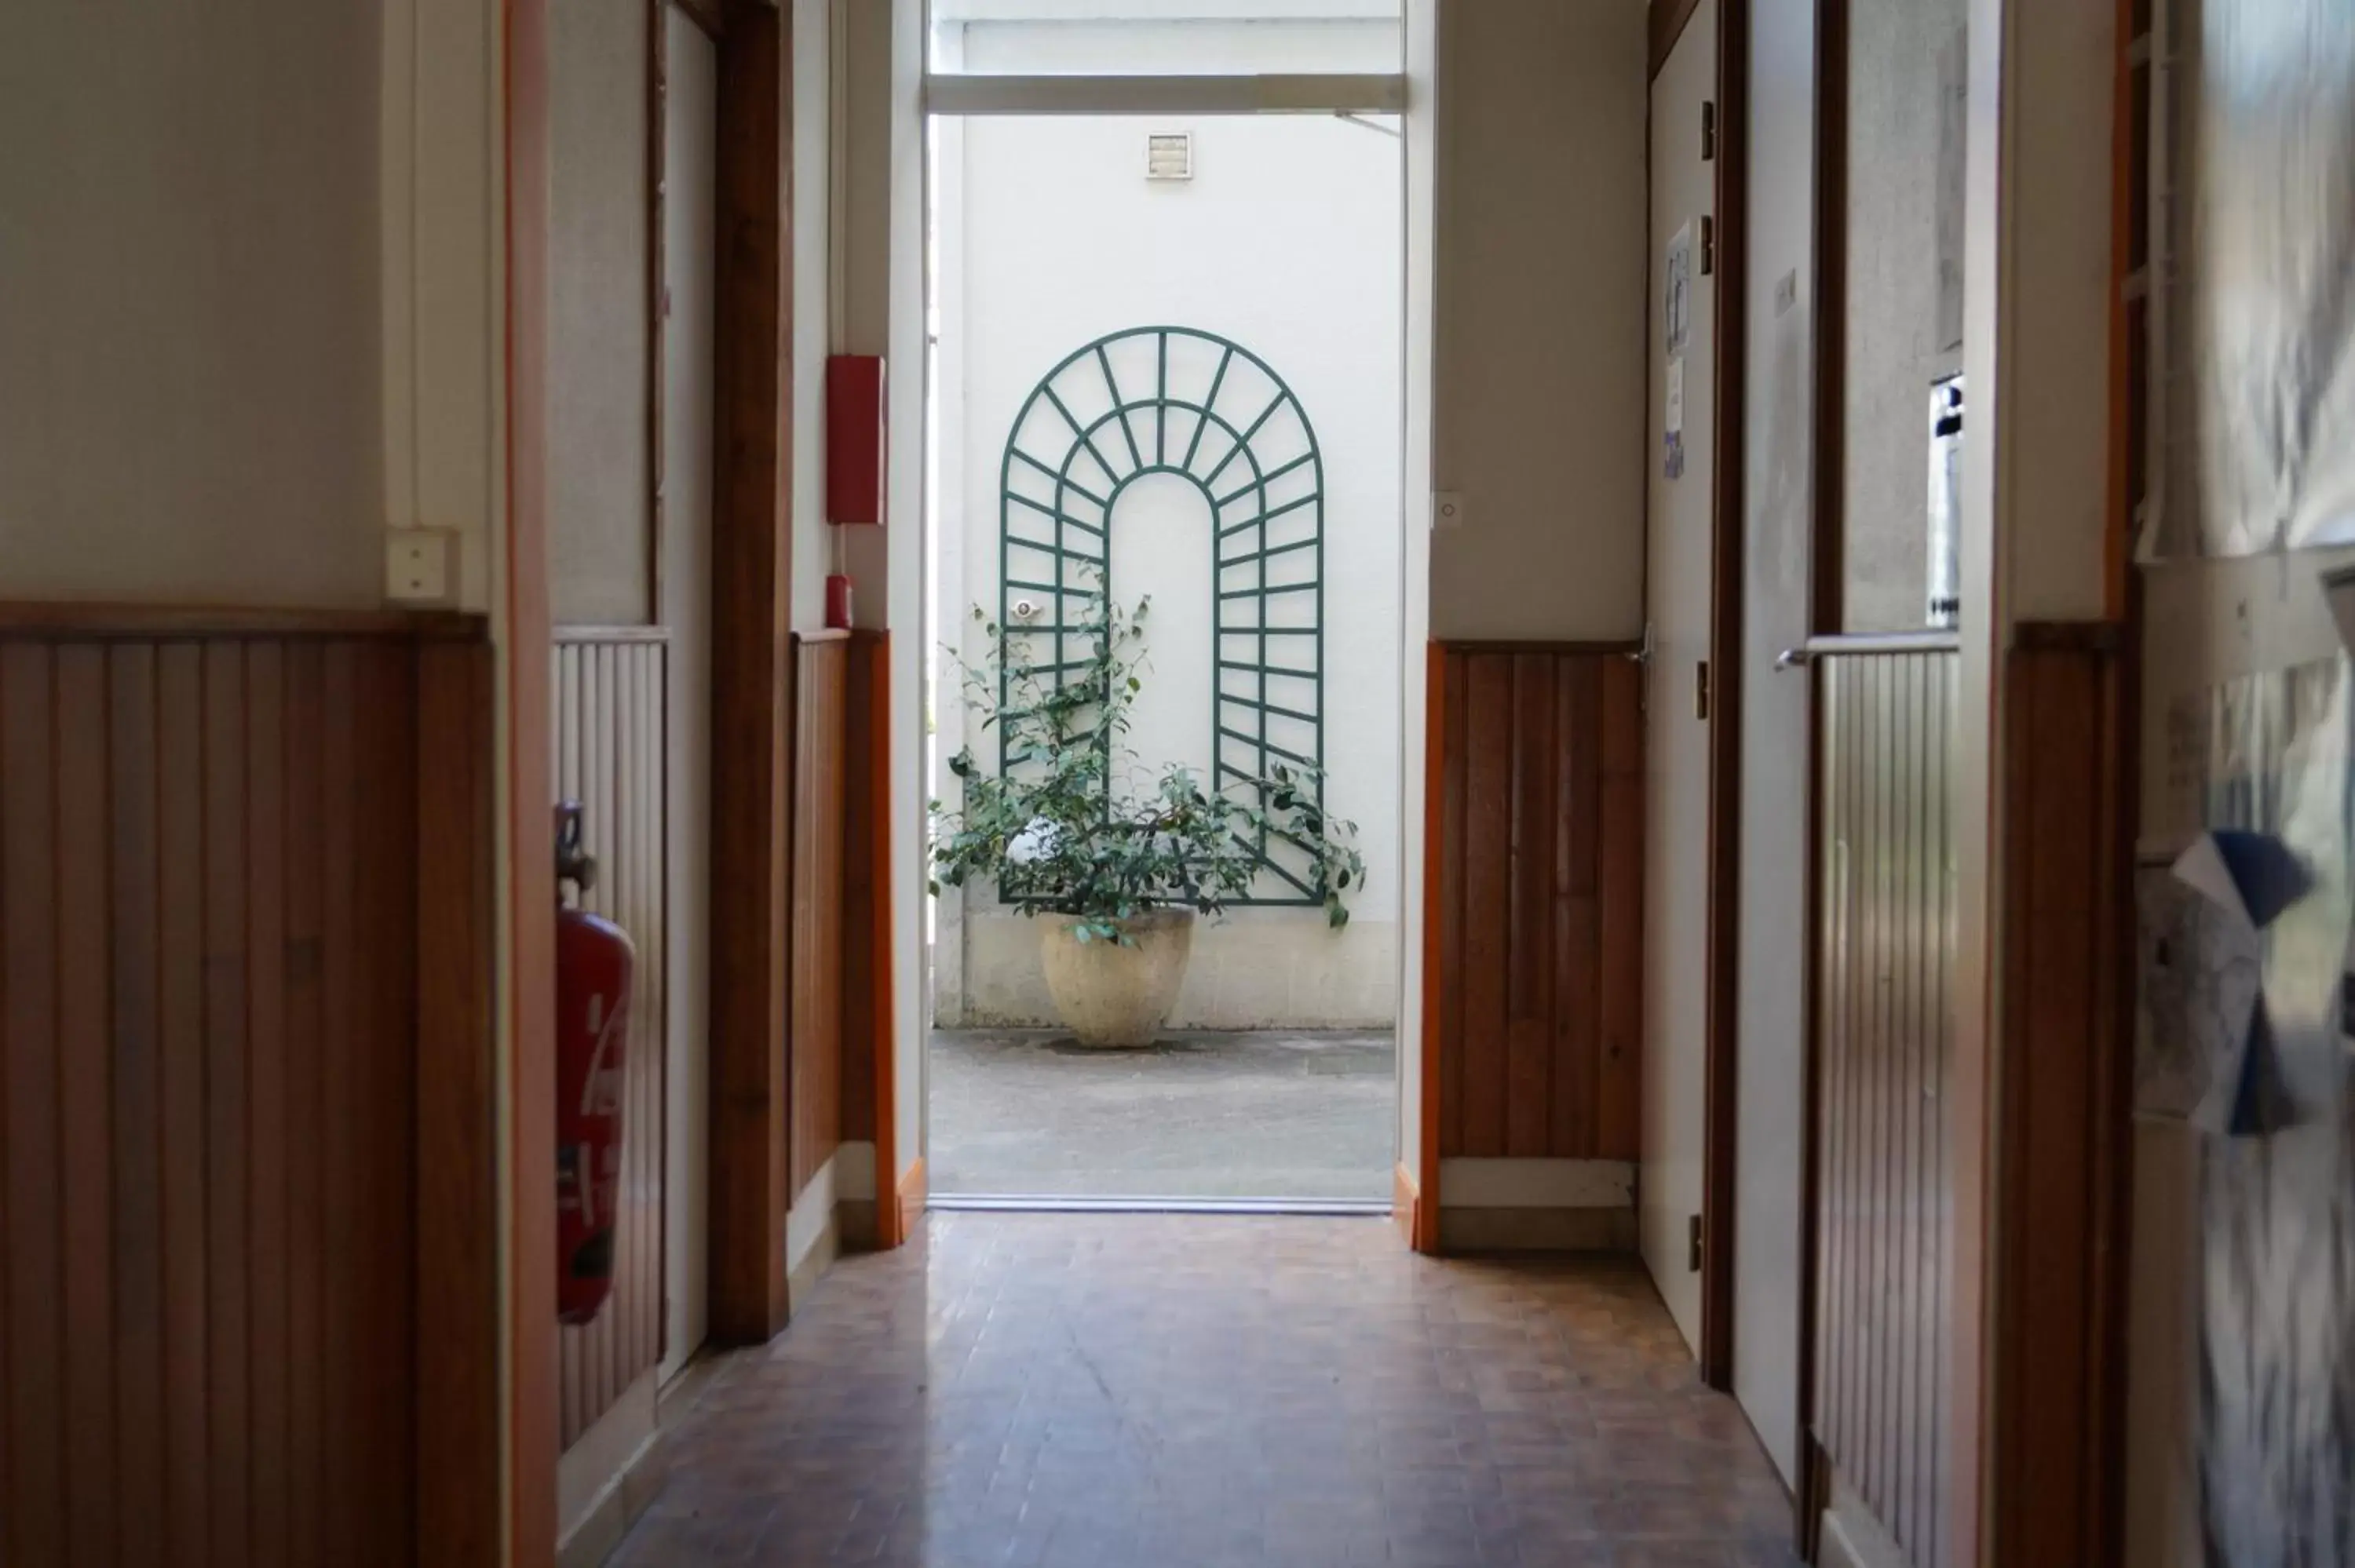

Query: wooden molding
0;602;487;641
1434;638;1644;658
503;0;559;1555
1415;644;1448;1253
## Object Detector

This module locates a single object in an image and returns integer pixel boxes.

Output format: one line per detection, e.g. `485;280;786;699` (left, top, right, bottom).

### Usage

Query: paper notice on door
1664;356;1686;480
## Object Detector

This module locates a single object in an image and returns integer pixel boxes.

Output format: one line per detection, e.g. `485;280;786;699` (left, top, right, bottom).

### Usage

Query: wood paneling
552;634;670;1449
1811;648;1958;1568
1429;645;1645;1166
790;635;849;1201
0;616;494;1568
415;637;499;1568
1988;629;2131;1568
706;0;792;1346
841;633;891;1180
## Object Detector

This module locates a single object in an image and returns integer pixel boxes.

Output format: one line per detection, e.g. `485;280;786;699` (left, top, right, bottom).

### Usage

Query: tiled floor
612;1215;1797;1567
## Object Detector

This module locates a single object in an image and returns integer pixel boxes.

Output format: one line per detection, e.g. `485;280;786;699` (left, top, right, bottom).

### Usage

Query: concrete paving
928;1027;1397;1202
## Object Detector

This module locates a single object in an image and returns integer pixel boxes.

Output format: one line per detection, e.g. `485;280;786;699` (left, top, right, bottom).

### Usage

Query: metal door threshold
927;1194;1395;1217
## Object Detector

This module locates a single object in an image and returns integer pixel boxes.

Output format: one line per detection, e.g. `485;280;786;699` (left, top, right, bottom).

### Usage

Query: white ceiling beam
921;71;1407;115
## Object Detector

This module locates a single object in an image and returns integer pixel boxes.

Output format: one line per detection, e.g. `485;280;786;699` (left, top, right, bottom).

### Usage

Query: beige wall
1429;0;1648;644
0;2;382;606
550;0;655;626
791;0;834;633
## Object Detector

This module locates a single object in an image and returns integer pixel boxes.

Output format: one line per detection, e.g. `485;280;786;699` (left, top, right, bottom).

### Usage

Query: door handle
1774;645;1813;673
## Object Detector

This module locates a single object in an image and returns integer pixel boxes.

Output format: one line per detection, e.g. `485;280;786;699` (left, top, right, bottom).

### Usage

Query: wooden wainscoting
840;631;896;1245
0;607;495;1568
1428;645;1645;1164
1989;625;2133;1568
1810;646;1960;1568
789;633;848;1202
551;630;670;1451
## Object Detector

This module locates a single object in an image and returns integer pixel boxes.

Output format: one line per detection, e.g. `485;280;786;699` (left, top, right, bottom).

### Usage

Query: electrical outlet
385;528;456;605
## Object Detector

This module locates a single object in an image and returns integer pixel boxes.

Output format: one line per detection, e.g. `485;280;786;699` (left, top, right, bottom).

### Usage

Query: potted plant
930;594;1363;1047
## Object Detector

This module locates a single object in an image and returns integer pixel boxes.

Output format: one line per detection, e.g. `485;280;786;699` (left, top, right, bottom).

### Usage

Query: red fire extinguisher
556;803;635;1326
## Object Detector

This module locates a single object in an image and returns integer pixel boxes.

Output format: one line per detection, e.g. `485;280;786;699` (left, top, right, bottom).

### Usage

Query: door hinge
1702;100;1718;162
1695;658;1711;721
1700;216;1716;276
1689;1212;1705;1273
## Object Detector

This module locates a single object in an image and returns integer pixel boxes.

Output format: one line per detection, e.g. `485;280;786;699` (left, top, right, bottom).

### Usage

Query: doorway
916;4;1408;1209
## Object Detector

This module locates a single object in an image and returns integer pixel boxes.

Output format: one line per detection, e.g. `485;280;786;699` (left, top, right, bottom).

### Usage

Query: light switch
1433;491;1466;531
385;529;456;605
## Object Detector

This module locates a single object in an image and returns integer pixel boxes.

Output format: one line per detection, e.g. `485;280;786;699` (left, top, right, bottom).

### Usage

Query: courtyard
927;1028;1397;1205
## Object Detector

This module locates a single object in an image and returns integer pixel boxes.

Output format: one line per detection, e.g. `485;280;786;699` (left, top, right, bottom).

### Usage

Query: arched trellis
999;325;1327;904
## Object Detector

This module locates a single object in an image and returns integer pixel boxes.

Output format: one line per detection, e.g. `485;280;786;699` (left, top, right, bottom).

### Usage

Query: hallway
613;1216;1795;1567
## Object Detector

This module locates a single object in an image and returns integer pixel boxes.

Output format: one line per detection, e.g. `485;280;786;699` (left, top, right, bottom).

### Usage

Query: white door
1641;5;1718;1355
1731;0;1818;1489
659;2;717;1386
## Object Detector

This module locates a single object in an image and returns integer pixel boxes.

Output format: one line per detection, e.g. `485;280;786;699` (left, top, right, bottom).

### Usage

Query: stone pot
1036;908;1196;1048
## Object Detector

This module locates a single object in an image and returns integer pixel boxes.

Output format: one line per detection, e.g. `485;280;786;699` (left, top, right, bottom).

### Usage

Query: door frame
1790;0;1846;1548
1647;0;1751;1398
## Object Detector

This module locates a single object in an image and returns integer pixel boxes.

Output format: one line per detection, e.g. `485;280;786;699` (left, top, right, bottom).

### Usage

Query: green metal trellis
998;325;1327;905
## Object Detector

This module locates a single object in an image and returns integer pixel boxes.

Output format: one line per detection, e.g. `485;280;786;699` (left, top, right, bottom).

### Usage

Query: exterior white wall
933;19;1405;1030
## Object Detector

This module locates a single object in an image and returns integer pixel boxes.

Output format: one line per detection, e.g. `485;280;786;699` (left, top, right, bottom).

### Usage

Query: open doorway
918;2;1406;1208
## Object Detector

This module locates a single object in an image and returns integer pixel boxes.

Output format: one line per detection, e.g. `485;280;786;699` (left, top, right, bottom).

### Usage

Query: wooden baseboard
1393;1163;1420;1249
1435;1206;1639;1254
896;1157;927;1242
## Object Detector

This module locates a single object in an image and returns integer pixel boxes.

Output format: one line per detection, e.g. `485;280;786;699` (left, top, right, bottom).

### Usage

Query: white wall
1429;0;1648;644
0;2;384;606
933;18;1405;1030
550;0;652;626
793;0;834;634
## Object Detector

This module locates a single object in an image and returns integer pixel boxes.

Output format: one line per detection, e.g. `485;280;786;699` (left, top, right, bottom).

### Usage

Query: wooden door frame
504;0;560;1562
703;0;799;1348
1647;0;1751;1400
1789;0;1846;1549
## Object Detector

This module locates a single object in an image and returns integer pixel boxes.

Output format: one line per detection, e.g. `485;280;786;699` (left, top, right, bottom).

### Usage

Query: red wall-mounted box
825;355;887;525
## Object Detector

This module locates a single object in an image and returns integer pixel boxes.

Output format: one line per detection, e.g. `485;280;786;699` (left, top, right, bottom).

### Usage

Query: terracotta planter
1037;908;1196;1047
